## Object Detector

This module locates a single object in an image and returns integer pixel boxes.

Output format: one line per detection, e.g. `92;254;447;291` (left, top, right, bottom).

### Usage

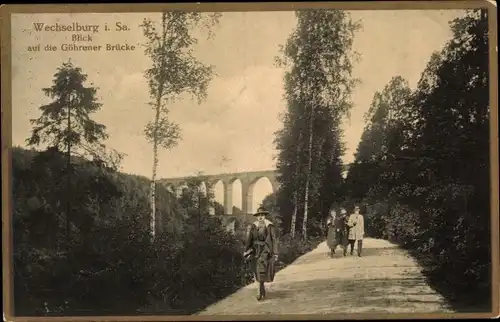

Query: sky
11;9;465;210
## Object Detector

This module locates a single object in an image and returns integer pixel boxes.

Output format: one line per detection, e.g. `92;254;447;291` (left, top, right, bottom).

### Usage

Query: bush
275;234;322;269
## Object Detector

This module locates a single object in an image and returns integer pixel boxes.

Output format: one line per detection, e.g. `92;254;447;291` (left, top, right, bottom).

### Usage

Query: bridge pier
223;179;233;215
241;179;252;215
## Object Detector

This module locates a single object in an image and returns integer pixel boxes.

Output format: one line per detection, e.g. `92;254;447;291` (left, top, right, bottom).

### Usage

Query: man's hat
254;206;270;216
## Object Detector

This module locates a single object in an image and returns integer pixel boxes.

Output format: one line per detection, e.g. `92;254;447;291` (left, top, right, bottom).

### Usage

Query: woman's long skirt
326;226;337;249
251;245;275;283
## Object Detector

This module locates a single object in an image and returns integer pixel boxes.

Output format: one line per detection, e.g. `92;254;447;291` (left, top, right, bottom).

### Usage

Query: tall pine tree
26;60;118;247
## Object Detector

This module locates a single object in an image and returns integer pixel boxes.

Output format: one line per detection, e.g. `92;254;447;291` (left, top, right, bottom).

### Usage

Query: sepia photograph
2;2;498;320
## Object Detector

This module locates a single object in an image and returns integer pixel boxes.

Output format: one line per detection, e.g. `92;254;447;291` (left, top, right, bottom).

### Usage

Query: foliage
345;76;412;202
25;60;122;168
276;234;322;268
259;192;283;233
274;10;360;238
345;10;490;308
213;201;225;216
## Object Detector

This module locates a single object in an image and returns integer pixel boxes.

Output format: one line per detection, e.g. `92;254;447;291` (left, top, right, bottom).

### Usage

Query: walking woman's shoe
256;295;265;301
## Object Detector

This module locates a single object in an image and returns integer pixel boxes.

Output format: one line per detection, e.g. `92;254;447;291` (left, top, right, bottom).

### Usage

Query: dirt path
198;238;454;315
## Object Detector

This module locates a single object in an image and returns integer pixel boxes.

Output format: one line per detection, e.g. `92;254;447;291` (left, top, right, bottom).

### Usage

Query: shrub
276;234;322;268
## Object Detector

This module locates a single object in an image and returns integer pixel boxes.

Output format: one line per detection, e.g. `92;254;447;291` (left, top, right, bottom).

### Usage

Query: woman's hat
254;206;270;216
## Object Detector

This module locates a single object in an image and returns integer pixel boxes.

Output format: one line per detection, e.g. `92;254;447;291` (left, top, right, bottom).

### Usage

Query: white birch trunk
149;13;168;240
302;102;315;240
290;131;303;238
290;193;298;238
150;151;158;239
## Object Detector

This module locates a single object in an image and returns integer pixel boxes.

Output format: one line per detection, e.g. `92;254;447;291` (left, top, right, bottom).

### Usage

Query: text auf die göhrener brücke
31;22;136;52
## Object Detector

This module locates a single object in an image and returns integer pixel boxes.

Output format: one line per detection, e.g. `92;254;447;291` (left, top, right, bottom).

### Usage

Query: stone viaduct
159;165;350;215
160;170;278;215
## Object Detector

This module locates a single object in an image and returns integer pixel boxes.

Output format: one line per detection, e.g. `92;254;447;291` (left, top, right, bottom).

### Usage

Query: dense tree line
273;10;360;239
345;9;491;309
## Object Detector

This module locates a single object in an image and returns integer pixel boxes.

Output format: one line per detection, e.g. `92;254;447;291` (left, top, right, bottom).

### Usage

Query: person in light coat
347;204;365;257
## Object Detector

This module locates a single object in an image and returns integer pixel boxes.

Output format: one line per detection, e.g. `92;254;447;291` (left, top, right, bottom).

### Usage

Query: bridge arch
244;176;276;215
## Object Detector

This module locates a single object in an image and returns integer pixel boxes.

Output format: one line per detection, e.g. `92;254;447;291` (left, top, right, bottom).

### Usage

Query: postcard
2;2;498;321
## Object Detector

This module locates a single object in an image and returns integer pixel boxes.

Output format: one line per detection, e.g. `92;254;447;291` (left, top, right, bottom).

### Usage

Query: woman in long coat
338;208;350;256
244;207;279;301
326;208;349;257
326;209;337;257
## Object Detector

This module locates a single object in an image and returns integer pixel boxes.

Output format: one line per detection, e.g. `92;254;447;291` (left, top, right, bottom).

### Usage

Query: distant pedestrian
243;206;279;301
338;208;350;256
326;208;337;257
326;207;349;257
347;204;365;257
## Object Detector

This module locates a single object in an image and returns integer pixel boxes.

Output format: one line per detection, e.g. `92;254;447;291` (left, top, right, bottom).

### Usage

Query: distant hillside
11;146;180;234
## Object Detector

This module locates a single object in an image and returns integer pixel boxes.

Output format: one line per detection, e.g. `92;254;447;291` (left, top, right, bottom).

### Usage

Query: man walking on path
243;207;279;301
347;204;365;257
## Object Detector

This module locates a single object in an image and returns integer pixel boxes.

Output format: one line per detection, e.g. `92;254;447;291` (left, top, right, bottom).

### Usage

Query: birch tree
141;12;220;238
275;10;360;239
